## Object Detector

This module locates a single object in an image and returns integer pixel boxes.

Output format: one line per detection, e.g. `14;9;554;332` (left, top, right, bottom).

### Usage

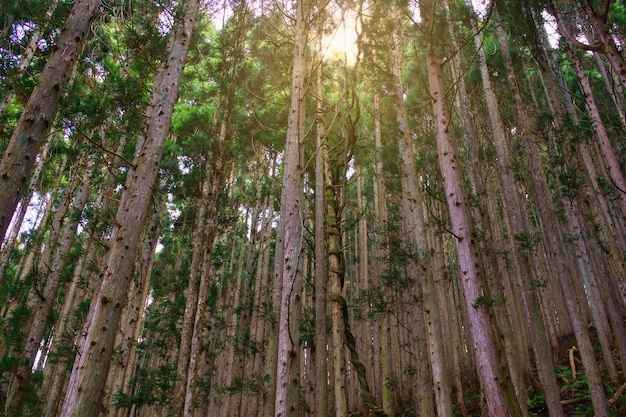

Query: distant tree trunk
471;11;565;416
388;14;443;416
6;154;95;415
550;0;626;89
243;184;276;417
372;91;394;417
418;1;515;415
58;2;199;415
273;1;308;416
0;0;61;116
558;15;626;228
185;104;230;417
0;0;101;245
0;136;53;279
493;8;610;417
323;111;348;417
355;167;373;414
42;237;95;417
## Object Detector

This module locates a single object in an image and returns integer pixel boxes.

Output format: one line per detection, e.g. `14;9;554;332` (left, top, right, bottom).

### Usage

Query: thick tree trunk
58;2;199;415
0;0;100;245
419;1;515;415
273;1;308;416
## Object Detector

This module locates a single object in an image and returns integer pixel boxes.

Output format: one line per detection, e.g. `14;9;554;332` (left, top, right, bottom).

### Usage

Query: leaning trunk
58;2;199;415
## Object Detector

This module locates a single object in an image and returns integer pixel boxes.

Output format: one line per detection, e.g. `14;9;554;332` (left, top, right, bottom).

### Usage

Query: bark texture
58;2;200;415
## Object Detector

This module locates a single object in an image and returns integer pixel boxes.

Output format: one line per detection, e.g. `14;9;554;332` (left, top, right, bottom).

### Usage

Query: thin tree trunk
372;91;394;417
493;8;611;416
314;50;329;417
557;12;626;224
6;154;95;415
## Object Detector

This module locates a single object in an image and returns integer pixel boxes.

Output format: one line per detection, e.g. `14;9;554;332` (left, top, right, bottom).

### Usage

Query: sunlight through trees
1;1;626;416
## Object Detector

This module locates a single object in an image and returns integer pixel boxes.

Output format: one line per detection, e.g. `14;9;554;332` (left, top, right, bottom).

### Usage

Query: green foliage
113;364;176;409
514;231;540;250
526;385;546;416
472;295;506;309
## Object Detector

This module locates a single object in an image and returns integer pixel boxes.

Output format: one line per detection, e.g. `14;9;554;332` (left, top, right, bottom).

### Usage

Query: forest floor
458;330;626;417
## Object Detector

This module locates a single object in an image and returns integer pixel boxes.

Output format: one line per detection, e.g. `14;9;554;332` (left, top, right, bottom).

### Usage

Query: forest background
0;0;625;416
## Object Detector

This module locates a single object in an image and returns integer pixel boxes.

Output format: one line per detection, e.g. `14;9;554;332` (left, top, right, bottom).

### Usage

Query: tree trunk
493;8;611;416
58;2;199;415
372;91;394;417
6;154;95;415
0;0;100;245
273;1;308;416
314;50;329;417
419;1;515;415
560;25;626;233
471;10;565;416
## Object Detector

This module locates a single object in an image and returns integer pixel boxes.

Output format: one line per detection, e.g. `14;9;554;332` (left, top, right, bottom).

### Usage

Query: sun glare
323;10;359;65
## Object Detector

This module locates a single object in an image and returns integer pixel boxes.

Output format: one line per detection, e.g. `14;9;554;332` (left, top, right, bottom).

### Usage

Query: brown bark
371;91;395;417
314;50;329;417
0;0;101;245
41;236;94;417
471;10;566;416
6;155;95;415
551;0;626;89
555;9;626;225
58;2;199;415
273;1;308;416
493;8;610;416
419;1;515;415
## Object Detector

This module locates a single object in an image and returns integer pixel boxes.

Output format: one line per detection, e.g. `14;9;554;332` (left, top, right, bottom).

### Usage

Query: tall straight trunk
231;199;262;417
273;1;308;416
0;154;70;360
242;192;275;417
0;0;100;244
493;9;610;417
184;106;230;417
314;51;329;417
450;2;532;414
58;2;199;415
41;235;94;417
418;1;514;415
323;118;348;417
471;11;565;416
388;16;444;416
560;25;626;232
372;91;394;417
355;167;373;414
105;189;165;417
531;9;626;378
0;135;53;279
6;155;95;415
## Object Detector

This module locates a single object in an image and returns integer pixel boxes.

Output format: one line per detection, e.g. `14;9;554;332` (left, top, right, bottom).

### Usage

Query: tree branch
71;123;136;169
